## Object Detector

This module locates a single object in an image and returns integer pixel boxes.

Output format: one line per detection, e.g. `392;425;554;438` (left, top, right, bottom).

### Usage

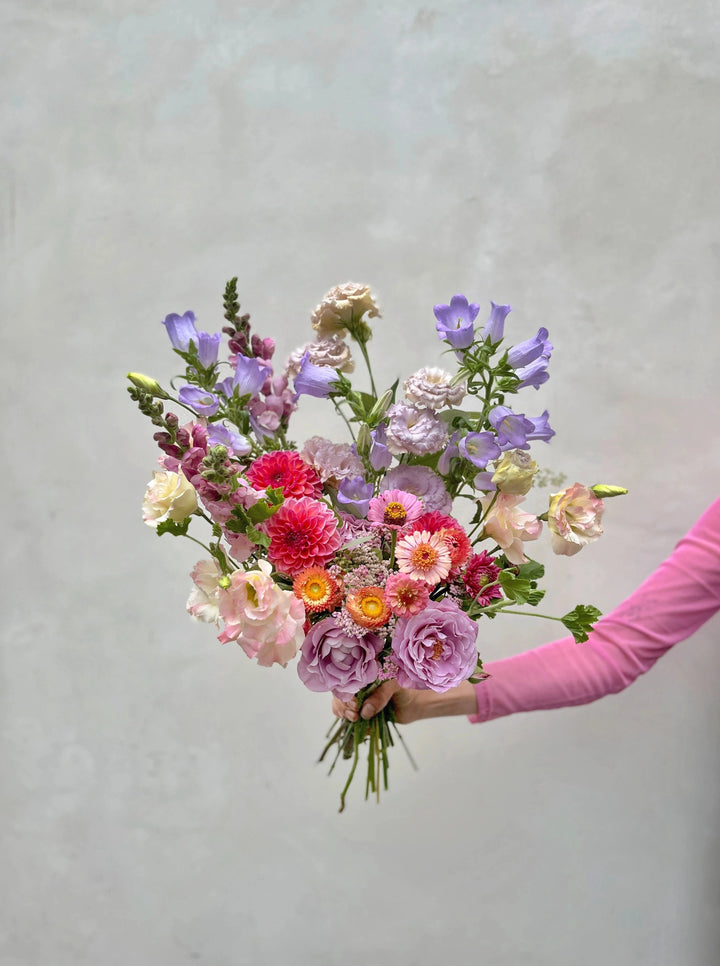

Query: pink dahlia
384;572;430;616
413;511;471;568
367;489;424;529
245;450;322;499
463;551;502;606
395;530;452;585
263;496;342;575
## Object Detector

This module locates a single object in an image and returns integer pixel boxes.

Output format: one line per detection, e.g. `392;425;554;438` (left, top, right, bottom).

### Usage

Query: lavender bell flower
177;386;221;417
433;295;479;350
507;328;552;369
215;355;272;400
337;475;374;517
293;352;341;399
458;432;501;469
437;432;460;476
206;423;253;457
369;423;393;471
482;302;512;342
488;405;535;449
473;471;497;492
516;356;550;390
195;331;222;367
162;311;222;366
525;410;555;443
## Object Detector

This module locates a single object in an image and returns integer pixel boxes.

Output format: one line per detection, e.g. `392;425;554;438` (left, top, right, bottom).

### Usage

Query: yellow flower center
384;501;408;525
305;577;329;602
360;594;385;618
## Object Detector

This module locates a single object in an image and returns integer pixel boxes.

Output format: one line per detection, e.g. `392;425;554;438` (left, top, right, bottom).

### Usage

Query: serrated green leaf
526;589;546;606
498;570;532;604
246;526;271;549
561;604;602;643
515;559;545;581
155;518;190;537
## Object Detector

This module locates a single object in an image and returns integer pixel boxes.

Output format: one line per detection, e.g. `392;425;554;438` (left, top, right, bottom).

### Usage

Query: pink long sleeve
469;496;720;723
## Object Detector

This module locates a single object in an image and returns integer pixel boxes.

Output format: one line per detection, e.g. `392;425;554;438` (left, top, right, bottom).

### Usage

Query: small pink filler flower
395;530;452;585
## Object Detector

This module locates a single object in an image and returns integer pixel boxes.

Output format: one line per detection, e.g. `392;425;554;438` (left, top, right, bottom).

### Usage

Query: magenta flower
297;617;384;699
367;489;424;529
391;599;478;692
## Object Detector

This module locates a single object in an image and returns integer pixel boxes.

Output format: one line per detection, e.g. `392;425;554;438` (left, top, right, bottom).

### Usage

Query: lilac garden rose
391;599;478;692
297;617;384;699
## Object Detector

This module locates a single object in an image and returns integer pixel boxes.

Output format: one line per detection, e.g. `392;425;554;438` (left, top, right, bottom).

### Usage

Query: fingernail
360;705;373;720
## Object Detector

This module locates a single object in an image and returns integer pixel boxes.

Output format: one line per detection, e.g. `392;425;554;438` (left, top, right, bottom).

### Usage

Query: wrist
417;681;478;719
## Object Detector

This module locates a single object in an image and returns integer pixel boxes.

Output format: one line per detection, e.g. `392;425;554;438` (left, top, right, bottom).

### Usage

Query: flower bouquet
127;279;625;811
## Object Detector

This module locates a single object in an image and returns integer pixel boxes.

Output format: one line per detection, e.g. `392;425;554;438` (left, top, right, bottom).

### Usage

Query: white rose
142;470;198;527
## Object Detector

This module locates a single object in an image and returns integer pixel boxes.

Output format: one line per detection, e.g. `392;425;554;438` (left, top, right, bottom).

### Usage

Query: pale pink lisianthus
481;493;542;565
217;560;306;667
367;489;424;529
300;437;363;488
384;573;430;616
395;530;452;585
186;559;222;623
548;483;605;556
385;402;449;457
403;367;466;410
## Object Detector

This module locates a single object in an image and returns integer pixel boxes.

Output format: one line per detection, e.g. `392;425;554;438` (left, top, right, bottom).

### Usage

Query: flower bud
127;372;169;398
590;484;628;499
368;389;394;424
356;423;372;457
218;575;232;590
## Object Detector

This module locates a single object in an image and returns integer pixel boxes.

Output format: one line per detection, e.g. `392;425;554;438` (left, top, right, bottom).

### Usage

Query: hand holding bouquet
128;280;625;810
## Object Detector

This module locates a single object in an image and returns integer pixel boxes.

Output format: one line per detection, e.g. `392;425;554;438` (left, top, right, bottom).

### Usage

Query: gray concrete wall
3;2;720;964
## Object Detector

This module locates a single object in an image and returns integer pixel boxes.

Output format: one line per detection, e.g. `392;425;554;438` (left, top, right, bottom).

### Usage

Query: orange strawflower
345;586;391;629
293;567;342;613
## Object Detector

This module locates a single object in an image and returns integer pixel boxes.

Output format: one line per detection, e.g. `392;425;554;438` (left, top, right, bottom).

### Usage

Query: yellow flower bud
218;575;232;590
590;484;628;499
127;372;169;398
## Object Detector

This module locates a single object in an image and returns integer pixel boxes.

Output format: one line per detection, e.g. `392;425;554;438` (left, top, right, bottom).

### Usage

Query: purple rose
297;617;384;699
391;599;478;693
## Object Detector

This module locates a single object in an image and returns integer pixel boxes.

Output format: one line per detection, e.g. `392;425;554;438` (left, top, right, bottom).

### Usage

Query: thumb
361;680;399;719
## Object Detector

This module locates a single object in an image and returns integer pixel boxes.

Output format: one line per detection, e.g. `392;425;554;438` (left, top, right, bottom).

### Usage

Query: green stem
181;533;216;556
499;608;564;622
333;399;357;442
357;340;378;398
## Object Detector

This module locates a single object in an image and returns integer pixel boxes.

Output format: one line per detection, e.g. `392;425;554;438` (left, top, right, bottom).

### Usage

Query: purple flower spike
488;405;535;449
293;352;341;399
162;311;198;351
337;475;374;517
232;355;272;397
178;386;221;417
458;431;501;469
482;302;512;342
525;410;555;444
507;328;552;369
433;295;479;350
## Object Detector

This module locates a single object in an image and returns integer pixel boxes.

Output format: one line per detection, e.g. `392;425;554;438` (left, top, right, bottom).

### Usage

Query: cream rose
142;470;198;527
548;483;604;556
310;282;380;340
491;450;538;495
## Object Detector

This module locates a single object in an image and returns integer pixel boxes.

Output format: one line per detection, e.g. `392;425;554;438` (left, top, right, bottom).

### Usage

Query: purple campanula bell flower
525;410;555;444
369;423;393;471
488;405;535;449
437;431;461;476
458;431;501;469
162;311;199;351
516;356;550;390
206;422;253;457
337;475;374;517
482;302;512;342
218;354;272;398
473;471;497;492
507;328;552;369
293;352;341;399
196;331;222;367
433;295;479;350
177;386;221;417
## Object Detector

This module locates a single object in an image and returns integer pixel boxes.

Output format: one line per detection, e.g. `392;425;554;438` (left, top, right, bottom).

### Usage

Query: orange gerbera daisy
293;567;342;613
345;586;391;629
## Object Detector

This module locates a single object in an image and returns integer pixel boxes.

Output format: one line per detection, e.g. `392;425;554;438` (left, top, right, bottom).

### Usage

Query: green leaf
515;559;545;581
246;525;271;549
526;589;546;606
561;604;602;643
498;570;533;604
155;518;190;537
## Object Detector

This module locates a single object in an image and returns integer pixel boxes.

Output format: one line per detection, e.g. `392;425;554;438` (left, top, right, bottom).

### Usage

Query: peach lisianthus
548;483;604;556
481;493;542;565
217;560;306;667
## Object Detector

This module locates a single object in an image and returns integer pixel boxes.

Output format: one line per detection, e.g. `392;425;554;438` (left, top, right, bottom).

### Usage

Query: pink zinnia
264;497;342;575
463;551;502;606
246;450;322;499
384;573;430;616
367;489;424;529
395;530;452;585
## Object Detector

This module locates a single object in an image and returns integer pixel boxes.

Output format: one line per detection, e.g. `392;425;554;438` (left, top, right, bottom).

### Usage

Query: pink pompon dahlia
384;572;430;616
413;511;472;568
367;489;424;529
395;530;452;585
245;450;322;499
463;551;502;607
264;496;342;575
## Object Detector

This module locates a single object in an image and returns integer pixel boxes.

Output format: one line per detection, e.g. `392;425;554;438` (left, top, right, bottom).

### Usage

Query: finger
361;680;399;719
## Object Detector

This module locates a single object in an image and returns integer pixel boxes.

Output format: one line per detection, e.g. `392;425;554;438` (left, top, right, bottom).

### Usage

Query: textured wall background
3;2;720;964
